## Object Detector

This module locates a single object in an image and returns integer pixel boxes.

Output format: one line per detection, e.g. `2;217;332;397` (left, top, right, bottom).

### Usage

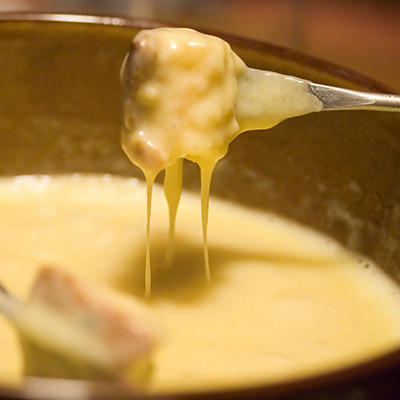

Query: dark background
1;0;399;91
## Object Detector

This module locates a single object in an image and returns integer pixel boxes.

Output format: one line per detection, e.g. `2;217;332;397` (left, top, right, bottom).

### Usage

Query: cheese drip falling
121;27;322;295
121;28;243;295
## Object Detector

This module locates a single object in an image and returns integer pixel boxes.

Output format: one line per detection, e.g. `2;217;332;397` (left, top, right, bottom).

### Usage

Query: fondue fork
235;68;400;133
123;64;400;143
306;82;400;112
122;30;400;137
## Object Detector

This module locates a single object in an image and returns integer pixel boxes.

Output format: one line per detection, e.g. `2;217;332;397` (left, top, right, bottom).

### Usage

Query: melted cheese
0;175;400;392
121;28;245;172
121;27;322;294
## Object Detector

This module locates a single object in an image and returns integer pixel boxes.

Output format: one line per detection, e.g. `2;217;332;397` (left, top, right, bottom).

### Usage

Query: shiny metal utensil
308;82;400;112
235;68;400;132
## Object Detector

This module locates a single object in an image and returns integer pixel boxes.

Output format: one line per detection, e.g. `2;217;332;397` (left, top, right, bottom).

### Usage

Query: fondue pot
0;13;400;400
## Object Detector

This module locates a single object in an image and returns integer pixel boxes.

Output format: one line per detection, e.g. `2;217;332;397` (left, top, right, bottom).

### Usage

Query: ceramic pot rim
0;12;399;400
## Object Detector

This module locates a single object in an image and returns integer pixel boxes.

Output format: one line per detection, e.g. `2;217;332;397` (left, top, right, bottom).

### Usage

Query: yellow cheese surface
0;174;399;392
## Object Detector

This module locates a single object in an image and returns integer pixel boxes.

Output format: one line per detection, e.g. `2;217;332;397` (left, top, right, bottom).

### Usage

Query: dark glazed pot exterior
0;13;400;400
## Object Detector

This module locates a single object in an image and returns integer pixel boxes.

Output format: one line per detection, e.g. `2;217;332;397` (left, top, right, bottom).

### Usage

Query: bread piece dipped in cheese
2;267;162;382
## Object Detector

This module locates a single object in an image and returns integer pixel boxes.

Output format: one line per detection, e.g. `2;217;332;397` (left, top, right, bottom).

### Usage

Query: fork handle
308;83;400;112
